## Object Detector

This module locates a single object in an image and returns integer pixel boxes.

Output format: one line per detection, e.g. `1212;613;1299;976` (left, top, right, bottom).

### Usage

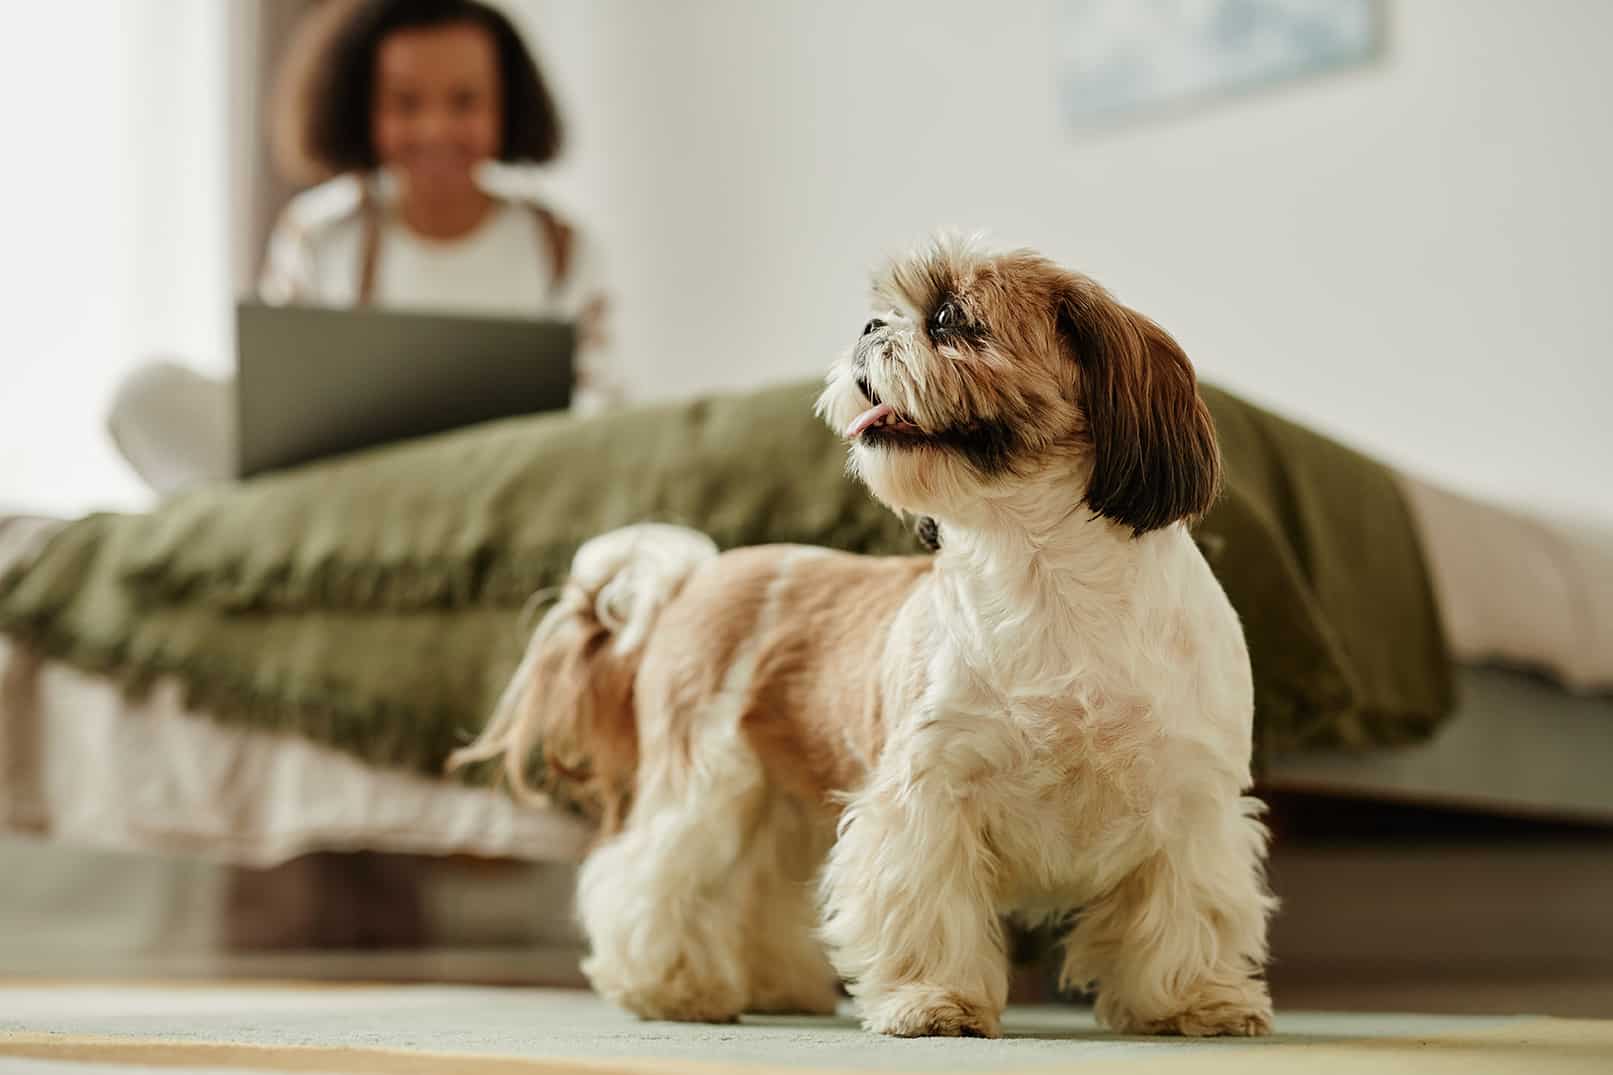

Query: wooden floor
5;791;1612;1020
1259;791;1613;1018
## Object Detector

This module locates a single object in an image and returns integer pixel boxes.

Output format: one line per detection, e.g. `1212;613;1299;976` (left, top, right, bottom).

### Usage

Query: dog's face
818;236;1221;535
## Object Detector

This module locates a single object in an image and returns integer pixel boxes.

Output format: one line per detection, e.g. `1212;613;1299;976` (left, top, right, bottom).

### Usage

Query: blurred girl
110;0;610;494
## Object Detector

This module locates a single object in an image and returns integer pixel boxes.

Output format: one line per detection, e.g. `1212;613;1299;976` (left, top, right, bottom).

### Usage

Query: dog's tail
446;523;718;831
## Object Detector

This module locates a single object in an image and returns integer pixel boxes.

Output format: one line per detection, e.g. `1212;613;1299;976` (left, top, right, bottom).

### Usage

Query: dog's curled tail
446;523;718;832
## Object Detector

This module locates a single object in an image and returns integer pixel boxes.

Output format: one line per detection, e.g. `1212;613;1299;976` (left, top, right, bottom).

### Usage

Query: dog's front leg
1060;794;1276;1036
818;730;1009;1038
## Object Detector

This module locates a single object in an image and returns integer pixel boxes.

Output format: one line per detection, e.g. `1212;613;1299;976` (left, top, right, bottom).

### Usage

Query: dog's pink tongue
845;402;894;439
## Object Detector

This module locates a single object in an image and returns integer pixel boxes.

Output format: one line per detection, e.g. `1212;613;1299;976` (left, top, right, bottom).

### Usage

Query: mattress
0;635;591;866
1261;474;1613;822
1398;476;1612;693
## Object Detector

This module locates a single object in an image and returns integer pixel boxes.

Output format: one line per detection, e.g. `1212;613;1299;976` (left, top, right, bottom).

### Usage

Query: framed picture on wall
1058;0;1382;128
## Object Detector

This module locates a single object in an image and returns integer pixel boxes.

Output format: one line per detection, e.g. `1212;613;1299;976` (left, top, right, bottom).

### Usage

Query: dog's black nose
862;318;886;337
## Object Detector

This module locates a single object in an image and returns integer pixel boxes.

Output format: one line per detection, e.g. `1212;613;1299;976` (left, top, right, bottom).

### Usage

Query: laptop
235;302;575;477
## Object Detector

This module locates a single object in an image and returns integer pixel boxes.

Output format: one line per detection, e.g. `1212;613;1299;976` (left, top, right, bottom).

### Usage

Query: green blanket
0;381;1451;784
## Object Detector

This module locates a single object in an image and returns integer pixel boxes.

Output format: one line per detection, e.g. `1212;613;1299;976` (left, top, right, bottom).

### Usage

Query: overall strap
526;202;573;296
355;179;382;305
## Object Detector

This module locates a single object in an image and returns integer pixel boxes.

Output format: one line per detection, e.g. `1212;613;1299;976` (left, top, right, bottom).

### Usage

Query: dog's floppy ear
1058;283;1221;536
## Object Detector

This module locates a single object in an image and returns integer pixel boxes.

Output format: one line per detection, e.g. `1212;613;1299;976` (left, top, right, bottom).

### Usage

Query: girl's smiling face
371;22;502;201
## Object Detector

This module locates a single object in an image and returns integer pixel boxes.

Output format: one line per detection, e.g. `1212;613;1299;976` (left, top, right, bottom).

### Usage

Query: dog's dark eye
929;301;960;338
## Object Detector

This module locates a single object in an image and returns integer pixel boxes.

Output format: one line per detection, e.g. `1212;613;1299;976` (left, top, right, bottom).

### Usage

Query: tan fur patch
742;553;932;803
510;594;644;836
637;548;932;810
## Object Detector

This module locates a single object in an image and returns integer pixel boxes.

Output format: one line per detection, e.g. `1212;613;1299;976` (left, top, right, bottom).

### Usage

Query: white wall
0;4;135;516
537;0;1611;522
0;1;233;517
506;0;607;220
3;2;1606;521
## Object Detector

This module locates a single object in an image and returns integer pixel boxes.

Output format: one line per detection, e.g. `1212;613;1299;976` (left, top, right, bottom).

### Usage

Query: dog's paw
584;955;745;1025
1167;1000;1272;1037
862;985;1002;1038
1099;978;1272;1037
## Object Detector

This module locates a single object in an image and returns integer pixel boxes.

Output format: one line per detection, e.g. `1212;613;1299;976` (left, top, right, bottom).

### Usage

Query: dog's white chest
1016;697;1167;890
904;663;1166;908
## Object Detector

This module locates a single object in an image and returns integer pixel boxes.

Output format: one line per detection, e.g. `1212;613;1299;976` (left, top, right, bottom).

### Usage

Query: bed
1265;477;1613;823
1;383;1610;873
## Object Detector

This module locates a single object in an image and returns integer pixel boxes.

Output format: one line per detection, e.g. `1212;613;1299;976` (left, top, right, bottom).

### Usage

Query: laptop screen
235;302;575;476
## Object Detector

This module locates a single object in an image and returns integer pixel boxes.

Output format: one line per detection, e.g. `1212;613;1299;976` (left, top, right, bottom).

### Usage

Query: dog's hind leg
735;794;841;1016
575;725;766;1024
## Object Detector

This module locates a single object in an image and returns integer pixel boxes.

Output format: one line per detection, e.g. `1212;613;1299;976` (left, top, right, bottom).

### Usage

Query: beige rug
2;983;1609;1074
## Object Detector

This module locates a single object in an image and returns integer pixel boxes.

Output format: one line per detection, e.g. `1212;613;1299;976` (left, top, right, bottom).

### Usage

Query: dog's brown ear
1059;287;1221;536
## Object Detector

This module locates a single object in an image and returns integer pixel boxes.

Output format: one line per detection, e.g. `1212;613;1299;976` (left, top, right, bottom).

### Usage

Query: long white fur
474;240;1276;1038
555;495;1274;1036
577;543;842;1022
816;477;1273;1036
446;524;718;801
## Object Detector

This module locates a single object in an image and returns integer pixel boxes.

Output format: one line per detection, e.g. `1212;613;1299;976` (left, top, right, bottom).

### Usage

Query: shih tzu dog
451;236;1275;1038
